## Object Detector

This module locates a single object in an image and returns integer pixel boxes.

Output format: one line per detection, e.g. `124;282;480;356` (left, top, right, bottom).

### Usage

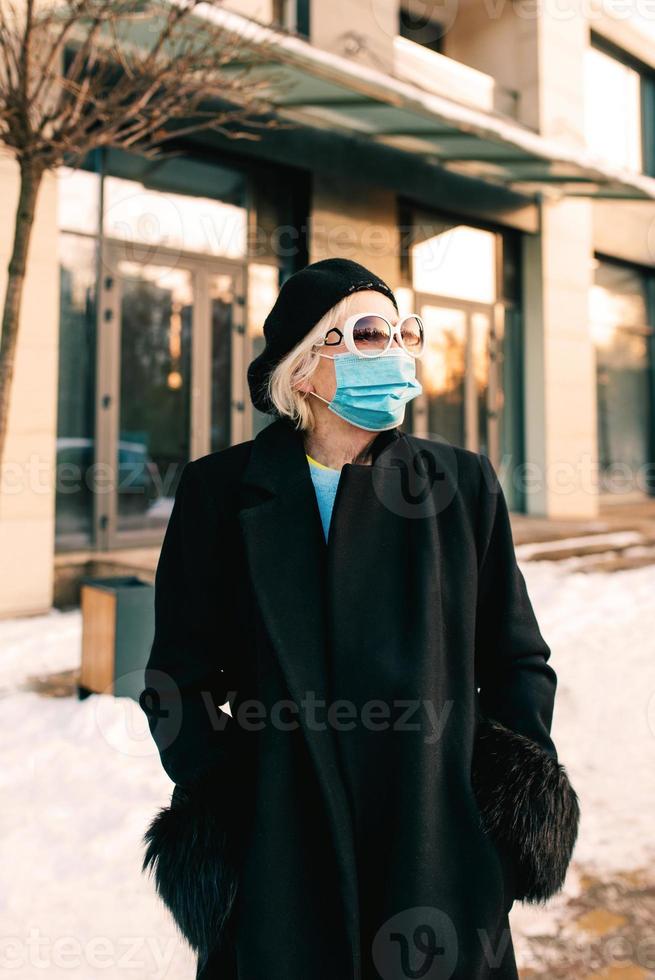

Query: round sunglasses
312;312;425;359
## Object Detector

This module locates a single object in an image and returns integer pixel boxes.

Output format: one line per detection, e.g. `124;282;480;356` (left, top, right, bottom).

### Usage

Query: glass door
116;261;193;535
412;296;501;466
96;244;244;548
419;304;467;448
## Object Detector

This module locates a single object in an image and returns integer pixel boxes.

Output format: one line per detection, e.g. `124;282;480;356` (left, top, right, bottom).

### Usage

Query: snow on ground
1;560;654;977
520;557;655;876
0;609;81;695
0;610;195;979
514;530;644;561
509;558;655;970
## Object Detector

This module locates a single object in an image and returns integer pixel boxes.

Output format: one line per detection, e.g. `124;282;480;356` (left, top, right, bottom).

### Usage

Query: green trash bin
79;575;155;702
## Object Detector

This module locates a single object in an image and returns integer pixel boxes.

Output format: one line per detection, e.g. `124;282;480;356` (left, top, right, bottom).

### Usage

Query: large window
55;149;249;549
59;150;248;248
56;147;309;550
590;257;655;496
410;223;496;304
399;206;525;511
585;36;654;174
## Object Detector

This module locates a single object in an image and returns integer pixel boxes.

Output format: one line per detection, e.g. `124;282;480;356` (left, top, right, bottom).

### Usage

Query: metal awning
211;8;655;202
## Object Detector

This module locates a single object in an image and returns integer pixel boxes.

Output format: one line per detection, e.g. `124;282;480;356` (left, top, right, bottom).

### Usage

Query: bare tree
0;0;287;474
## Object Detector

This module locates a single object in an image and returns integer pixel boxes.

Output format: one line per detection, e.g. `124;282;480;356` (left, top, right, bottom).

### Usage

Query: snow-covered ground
1;558;654;978
0;610;195;979
509;559;655;971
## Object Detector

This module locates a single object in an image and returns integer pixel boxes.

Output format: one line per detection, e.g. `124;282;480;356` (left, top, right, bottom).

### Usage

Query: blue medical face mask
309;348;423;432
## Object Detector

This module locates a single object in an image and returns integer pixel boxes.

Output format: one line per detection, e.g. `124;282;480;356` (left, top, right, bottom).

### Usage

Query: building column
523;198;598;518
518;4;599;518
0;159;60;617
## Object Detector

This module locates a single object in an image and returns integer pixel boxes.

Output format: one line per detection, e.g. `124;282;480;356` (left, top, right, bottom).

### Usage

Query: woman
139;257;580;980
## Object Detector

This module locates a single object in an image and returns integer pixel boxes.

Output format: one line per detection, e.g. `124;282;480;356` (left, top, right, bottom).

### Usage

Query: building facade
1;0;655;616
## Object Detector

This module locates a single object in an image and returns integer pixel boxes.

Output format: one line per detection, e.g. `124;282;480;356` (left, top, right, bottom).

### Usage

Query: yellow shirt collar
306;453;336;471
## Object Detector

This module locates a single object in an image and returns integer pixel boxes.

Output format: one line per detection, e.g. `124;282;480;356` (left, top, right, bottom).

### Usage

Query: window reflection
585;46;642;172
590;259;653;493
248;263;280;437
420;304;466;446
104;176;247;258
210;274;234;453
589;258;648;340
411;223;496;303
117;263;193;532
248;264;280;335
58;168;101;235
472;311;491;458
56;234;98;545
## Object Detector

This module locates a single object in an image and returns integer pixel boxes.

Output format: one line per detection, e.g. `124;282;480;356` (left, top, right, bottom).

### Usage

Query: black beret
247;257;398;415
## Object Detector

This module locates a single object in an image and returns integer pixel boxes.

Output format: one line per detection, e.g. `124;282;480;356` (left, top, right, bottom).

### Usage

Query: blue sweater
306;454;341;540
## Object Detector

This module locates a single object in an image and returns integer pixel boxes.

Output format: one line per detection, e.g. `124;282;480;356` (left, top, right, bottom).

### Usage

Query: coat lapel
237;417;359;974
237;417;404;980
237;420;331;732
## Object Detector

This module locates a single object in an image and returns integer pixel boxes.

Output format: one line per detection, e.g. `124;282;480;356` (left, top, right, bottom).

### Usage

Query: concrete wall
445;0;524;104
309;173;400;288
0;158;60;617
222;0;274;24
310;0;397;70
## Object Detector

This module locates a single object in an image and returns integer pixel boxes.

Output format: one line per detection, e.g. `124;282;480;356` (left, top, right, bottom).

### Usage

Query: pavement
514;868;655;979
512;495;655;572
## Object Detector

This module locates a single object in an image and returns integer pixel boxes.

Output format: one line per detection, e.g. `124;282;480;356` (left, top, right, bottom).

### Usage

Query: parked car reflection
55;437;170;533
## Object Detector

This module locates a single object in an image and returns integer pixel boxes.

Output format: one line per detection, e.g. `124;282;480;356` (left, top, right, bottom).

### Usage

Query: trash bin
78;575;155;702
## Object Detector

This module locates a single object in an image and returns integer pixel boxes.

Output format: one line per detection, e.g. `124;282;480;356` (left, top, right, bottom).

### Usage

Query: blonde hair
265;294;355;431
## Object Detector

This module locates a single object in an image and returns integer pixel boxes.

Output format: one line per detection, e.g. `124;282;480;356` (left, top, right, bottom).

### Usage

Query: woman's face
299;289;401;406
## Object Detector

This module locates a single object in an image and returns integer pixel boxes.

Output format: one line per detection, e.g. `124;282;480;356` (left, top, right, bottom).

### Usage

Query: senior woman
139;257;579;980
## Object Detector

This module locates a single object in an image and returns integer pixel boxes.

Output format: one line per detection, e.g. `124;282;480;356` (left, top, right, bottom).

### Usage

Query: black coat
139;417;580;980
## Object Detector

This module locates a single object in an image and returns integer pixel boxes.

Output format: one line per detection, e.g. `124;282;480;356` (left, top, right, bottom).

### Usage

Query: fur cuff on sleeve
471;717;580;904
142;775;240;958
